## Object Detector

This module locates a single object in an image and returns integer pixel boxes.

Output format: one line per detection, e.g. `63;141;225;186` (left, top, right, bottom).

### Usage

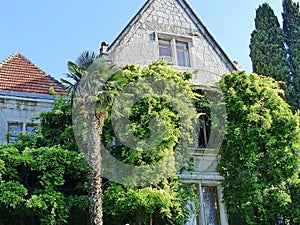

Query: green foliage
69;59;201;224
249;0;300;110
218;71;300;225
102;61;200;224
26;191;70;225
103;178;195;225
37;96;79;151
0;98;89;225
283;0;300;109
61;50;97;92
249;3;296;110
0;181;27;209
250;3;289;82
0;61;204;224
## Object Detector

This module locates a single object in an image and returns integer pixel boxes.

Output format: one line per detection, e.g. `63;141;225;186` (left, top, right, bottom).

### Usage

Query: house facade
101;0;237;224
0;0;236;223
0;53;64;144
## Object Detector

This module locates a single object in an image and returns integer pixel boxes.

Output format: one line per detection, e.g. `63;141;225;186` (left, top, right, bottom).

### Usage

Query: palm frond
76;50;96;69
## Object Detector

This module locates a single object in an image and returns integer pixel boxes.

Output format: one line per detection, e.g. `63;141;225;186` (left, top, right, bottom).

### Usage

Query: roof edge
0;90;56;101
107;0;153;53
0;53;19;68
177;0;237;71
106;0;238;72
0;53;64;92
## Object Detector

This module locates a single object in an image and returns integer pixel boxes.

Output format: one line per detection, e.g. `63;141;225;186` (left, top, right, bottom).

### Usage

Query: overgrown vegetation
0;61;205;225
218;71;300;225
101;62;201;225
0;97;90;225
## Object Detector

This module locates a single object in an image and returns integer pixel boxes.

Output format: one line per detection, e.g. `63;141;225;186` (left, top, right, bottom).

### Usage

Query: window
7;122;23;142
184;184;200;225
184;200;198;225
26;124;37;133
158;36;191;67
202;187;221;225
159;39;172;57
7;122;37;143
198;114;211;148
176;41;190;67
194;89;211;148
184;184;223;225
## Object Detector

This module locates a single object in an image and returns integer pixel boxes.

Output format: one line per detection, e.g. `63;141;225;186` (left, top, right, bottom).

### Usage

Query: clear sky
0;0;288;81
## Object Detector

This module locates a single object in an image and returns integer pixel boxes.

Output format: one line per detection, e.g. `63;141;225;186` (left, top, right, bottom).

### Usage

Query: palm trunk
87;112;103;225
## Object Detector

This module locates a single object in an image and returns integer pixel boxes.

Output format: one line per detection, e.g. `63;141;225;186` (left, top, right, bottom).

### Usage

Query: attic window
176;41;190;67
158;35;191;67
159;39;172;58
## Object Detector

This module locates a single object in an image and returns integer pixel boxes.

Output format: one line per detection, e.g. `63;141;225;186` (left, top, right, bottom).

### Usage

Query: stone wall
0;95;53;144
107;0;234;87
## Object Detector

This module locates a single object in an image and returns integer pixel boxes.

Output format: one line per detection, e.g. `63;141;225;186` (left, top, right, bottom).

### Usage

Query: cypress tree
249;3;295;108
283;0;300;109
250;3;289;82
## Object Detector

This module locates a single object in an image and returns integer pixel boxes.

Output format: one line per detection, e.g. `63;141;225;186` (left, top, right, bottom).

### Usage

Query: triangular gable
0;53;64;96
106;0;236;72
107;0;152;53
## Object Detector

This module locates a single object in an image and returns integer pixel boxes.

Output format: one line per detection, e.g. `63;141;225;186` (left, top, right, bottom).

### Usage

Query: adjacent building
0;53;64;144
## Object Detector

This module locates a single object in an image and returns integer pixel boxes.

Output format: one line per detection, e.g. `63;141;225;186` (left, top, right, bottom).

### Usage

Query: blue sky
0;0;286;81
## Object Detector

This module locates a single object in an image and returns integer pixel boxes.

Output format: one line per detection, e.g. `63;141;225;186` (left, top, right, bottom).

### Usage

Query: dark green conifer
283;0;300;109
250;3;289;81
250;3;295;109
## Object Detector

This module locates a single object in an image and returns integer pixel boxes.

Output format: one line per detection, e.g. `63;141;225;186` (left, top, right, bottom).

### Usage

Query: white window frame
156;32;192;67
176;40;191;67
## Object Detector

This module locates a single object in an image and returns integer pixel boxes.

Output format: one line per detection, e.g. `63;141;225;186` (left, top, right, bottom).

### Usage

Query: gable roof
0;53;64;96
107;0;237;71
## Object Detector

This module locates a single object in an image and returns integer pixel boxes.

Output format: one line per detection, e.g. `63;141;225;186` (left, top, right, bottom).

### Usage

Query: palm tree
61;50;97;92
63;51;126;225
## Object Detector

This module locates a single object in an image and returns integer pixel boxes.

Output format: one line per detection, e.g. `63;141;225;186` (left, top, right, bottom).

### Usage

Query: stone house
0;53;64;144
100;0;237;224
0;0;237;223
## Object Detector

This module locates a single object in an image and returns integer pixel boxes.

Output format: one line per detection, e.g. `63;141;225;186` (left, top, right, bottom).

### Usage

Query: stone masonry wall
0;97;53;144
107;0;234;87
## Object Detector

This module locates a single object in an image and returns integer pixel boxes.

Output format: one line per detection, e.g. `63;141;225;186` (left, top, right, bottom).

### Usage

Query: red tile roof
0;53;64;95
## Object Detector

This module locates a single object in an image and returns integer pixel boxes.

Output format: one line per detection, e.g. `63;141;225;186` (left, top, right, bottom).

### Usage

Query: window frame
176;40;190;67
156;32;192;67
158;38;173;59
201;186;221;225
7;122;38;143
26;123;37;133
183;182;225;225
7;122;23;143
